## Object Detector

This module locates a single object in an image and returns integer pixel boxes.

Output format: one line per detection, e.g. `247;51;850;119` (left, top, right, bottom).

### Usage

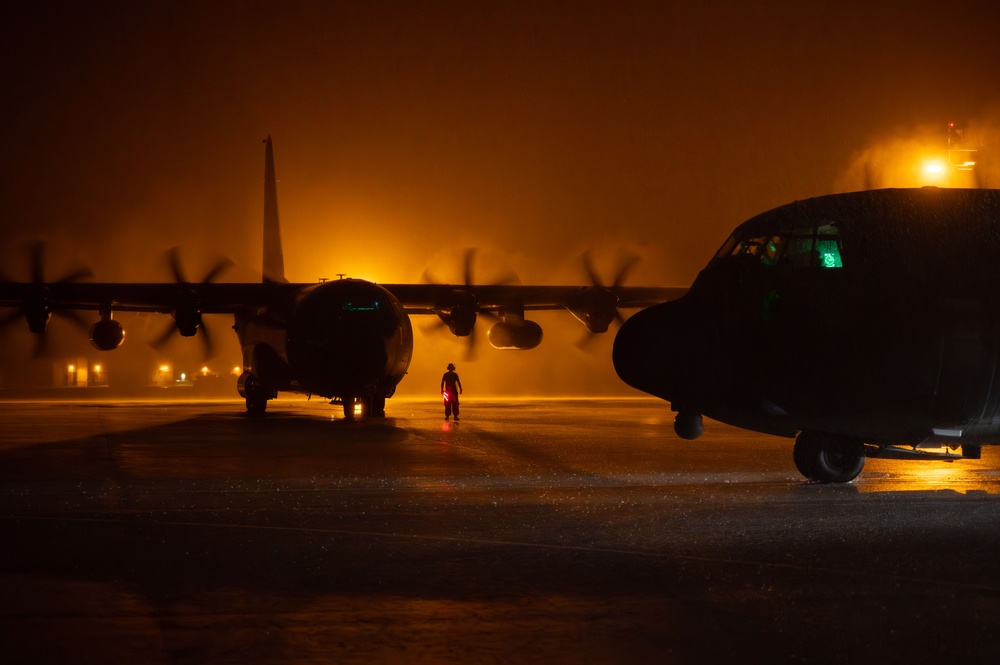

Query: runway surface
2;397;1000;664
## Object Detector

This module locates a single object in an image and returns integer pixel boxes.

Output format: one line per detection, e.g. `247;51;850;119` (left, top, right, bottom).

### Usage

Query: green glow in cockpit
816;239;842;268
343;301;380;312
721;222;843;269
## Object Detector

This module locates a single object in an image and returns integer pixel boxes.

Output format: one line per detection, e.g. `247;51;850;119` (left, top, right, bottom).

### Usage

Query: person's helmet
446;363;456;370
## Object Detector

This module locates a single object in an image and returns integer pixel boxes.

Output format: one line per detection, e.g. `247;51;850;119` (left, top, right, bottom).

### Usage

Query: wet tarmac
2;397;1000;664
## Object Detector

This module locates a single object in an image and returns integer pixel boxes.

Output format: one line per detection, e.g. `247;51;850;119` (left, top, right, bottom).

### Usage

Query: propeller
575;250;640;350
420;248;517;360
0;241;92;357
150;247;232;359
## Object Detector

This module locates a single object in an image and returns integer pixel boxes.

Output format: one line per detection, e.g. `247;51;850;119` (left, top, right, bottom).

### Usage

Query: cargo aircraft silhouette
614;187;1000;483
0;138;676;419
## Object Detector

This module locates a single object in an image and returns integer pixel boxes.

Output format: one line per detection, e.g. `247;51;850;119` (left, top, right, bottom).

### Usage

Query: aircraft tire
794;431;865;483
242;376;269;415
246;396;267;415
343;395;355;420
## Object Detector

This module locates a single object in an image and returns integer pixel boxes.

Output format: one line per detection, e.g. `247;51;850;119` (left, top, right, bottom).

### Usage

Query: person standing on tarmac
441;362;463;421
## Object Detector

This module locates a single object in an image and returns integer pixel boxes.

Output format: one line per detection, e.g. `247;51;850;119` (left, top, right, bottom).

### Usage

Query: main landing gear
336;394;387;420
793;430;865;483
237;372;274;415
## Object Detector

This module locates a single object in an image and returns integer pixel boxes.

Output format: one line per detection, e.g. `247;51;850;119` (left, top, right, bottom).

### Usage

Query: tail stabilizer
262;136;287;283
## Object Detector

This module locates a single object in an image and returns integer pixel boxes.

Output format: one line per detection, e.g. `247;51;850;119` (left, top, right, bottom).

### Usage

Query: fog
3;1;1000;398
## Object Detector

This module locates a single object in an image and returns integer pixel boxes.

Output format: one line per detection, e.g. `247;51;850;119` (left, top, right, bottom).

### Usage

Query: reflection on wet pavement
2;398;1000;663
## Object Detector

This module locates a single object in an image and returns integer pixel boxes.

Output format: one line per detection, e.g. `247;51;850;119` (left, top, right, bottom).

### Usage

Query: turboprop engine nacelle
566;286;618;333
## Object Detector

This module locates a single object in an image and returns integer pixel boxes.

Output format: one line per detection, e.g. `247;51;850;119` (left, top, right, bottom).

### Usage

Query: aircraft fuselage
236;278;413;416
615;188;1000;457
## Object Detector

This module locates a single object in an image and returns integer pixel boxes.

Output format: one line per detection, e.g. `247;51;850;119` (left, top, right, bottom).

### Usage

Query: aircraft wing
0;281;685;315
385;283;687;336
385;284;686;314
0;282;300;315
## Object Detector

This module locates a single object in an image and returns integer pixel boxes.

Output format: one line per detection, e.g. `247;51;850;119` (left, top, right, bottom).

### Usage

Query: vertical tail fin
262;136;288;283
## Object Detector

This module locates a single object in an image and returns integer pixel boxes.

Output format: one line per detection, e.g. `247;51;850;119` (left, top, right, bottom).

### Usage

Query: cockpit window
715;221;842;269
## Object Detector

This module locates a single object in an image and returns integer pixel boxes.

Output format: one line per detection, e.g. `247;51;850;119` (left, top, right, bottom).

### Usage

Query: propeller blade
463;248;476;288
575;250;643;352
582;251;603;287
612;254;640;289
167;247;189;284
420;266;443;285
199;319;216;359
576;330;600;351
32;333;49;359
420;249;519;357
30;242;45;284
201;258;233;284
22;241;92;285
151;321;179;349
55;267;94;284
53;308;90;332
0;309;22;329
465;326;479;361
421;317;449;334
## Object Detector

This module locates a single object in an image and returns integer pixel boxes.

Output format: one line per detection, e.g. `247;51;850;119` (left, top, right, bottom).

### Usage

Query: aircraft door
929;321;999;426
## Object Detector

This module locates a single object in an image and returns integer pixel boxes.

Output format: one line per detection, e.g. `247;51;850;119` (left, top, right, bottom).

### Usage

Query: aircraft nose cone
613;299;690;401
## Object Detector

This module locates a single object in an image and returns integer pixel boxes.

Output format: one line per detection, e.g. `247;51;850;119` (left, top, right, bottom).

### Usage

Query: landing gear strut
793;430;865;483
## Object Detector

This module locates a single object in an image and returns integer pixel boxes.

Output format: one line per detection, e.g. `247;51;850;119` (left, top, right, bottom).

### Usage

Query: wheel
369;395;386;418
342;395;356;420
246;396;267;415
240;373;269;415
794;431;865;483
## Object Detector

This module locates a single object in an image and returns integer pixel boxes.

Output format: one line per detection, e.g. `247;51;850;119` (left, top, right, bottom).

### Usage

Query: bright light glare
924;161;945;174
353;402;363;416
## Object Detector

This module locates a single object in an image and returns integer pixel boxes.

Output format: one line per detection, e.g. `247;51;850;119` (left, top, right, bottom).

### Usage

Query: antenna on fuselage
262;136;288;284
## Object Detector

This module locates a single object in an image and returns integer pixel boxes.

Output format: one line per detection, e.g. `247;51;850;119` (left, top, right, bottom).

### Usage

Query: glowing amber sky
2;1;1000;394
